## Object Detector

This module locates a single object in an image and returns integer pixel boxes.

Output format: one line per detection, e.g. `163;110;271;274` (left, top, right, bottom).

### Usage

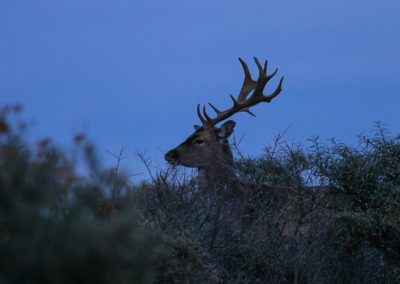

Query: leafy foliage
0;105;399;283
0;105;164;283
309;122;400;281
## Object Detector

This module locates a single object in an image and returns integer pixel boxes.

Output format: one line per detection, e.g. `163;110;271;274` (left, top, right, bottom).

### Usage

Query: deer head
164;120;236;169
165;57;284;189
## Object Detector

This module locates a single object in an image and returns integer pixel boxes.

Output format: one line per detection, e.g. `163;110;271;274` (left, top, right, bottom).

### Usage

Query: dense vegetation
1;104;399;283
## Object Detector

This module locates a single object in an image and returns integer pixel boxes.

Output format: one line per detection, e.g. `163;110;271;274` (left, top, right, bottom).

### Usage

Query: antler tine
208;102;221;114
267;68;278;81
197;104;206;124
263;76;284;102
254;57;265;78
238;57;253;84
263;59;268;73
240;108;256;117
202;105;212;121
252;57;268;98
229;94;239;108
237;58;256;103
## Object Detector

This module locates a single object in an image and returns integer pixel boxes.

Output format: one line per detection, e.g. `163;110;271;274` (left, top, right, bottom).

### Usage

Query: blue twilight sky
1;1;399;179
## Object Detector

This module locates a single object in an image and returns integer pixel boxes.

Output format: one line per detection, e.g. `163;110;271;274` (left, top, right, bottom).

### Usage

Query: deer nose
165;149;179;162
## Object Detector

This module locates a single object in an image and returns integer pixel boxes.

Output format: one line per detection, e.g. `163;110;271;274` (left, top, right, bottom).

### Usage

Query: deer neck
197;165;246;198
197;164;233;188
196;143;246;197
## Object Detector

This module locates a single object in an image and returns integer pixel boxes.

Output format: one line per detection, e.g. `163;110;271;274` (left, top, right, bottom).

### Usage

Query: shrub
0;105;162;283
1;105;399;283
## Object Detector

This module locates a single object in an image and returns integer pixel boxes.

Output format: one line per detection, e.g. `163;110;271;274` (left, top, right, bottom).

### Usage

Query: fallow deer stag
165;57;283;198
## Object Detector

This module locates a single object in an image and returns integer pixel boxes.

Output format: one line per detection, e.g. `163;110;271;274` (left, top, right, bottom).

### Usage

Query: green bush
1;105;399;283
0;106;164;283
309;122;400;282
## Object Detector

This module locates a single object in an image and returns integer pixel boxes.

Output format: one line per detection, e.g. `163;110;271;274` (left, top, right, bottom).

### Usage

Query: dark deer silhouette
165;57;283;197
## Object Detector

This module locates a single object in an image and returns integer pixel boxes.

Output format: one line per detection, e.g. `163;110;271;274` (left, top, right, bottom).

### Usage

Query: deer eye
193;139;204;145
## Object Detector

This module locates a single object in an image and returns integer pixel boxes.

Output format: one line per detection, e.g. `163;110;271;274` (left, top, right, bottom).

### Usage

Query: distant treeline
0;104;399;283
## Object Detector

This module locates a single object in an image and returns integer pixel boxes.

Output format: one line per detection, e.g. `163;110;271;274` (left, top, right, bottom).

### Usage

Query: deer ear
218;120;236;138
193;125;201;131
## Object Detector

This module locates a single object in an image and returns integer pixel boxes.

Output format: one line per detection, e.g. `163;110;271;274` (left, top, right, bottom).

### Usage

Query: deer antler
197;57;284;127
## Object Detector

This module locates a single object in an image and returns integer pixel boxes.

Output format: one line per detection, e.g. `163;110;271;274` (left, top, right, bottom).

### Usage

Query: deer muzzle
165;149;180;165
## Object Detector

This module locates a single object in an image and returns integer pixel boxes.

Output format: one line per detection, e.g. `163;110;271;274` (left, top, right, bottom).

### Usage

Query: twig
106;145;128;200
136;150;156;183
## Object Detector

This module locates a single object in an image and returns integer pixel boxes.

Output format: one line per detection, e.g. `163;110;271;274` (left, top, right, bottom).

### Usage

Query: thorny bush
0;105;399;283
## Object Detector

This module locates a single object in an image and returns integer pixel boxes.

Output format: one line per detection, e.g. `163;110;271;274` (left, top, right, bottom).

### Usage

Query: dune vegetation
1;104;399;283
